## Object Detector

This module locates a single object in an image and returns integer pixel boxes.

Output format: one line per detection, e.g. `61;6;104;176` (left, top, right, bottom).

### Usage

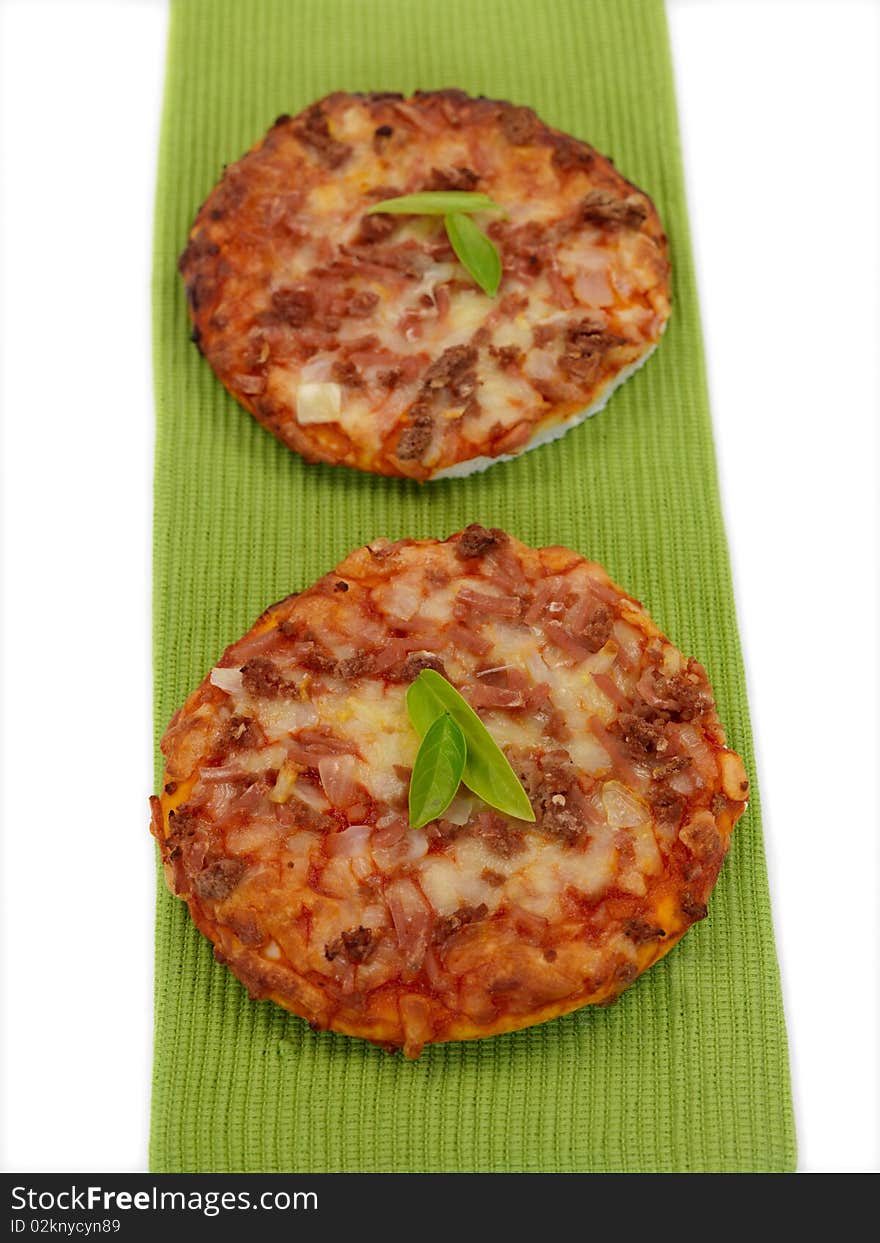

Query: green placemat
151;0;796;1172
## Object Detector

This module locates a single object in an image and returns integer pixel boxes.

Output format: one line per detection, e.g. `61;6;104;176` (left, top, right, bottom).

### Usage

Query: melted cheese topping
153;531;748;1056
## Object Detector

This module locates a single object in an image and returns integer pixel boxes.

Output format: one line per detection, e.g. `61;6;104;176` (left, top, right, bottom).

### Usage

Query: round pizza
180;90;670;479
150;529;747;1057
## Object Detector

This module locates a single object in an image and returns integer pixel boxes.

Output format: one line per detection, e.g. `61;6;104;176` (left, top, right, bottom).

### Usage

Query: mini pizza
180;91;670;479
150;529;747;1057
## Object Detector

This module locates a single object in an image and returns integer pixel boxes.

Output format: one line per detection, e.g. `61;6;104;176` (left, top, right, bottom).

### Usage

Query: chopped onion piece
318;753;357;807
288;701;319;730
210;666;244;694
414;262;457;304
669;769;695;796
524;349;558;382
613;620;643;667
443;792;475;826
291;779;330;813
720;751;749;801
226;821;279;854
299;354;336;384
403;829;429;862
675;724;717;783
351;855;374;882
423;261;456;285
660;646;684;677
631;821;662;874
296;381;342;425
380;576;422;621
602;780;649;828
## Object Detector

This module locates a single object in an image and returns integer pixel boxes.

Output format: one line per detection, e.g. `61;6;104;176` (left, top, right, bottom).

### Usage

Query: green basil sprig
406;669;536;824
364;191;504;297
444;212;502;297
366;191;502;216
408;711;467;829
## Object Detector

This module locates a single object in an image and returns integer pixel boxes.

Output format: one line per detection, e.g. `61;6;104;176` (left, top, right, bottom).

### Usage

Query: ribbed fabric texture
151;0;796;1172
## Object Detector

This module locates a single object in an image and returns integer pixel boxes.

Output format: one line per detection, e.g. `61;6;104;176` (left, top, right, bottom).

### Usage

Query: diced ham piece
229;626;284;663
592;672;630;710
326;822;373;858
574;268;614;307
467;683;526;710
385;878;433;972
433;283;451;319
547;264;576;308
523;577;567;625
372;818;407;850
564;590;601;633
201;763;247;782
544;620;594;660
455;587;522;618
588;716;641;785
369;635;433;672
448;623;492;656
293;728;359;756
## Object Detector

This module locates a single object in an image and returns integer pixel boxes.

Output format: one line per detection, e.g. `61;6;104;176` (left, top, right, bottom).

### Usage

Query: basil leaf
363;192;505;296
406;670;536;822
408;712;467;829
444;212;502;298
365;191;502;216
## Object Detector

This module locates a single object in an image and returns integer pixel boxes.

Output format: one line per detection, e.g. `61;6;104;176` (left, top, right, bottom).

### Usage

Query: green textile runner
151;0;796;1172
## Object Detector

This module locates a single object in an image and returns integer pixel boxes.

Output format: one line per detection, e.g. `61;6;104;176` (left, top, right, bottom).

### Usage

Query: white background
1;0;877;1174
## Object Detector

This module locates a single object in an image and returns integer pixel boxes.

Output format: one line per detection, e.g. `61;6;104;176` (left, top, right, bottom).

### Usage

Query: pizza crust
150;530;747;1057
180;91;671;479
432;344;659;479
